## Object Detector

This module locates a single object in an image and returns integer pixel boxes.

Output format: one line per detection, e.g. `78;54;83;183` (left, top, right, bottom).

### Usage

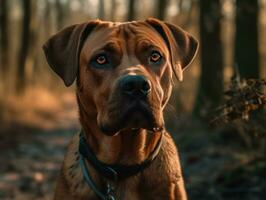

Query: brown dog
43;18;198;200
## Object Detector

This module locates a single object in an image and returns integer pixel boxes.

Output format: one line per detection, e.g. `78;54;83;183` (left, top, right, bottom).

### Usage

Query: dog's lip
100;124;164;136
123;126;163;132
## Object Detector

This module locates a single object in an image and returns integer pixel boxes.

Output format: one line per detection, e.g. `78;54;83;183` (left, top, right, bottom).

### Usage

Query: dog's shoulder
61;134;98;199
139;132;187;199
146;132;183;182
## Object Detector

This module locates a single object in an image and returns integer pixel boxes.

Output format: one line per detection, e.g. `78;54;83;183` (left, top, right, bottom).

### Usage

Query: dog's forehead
82;21;167;53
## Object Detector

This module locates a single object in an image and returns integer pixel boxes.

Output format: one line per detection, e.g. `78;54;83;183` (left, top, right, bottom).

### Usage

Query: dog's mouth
99;100;163;135
100;123;164;136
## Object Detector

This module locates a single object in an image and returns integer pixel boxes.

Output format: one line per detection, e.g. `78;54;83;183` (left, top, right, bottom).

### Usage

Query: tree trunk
27;0;38;85
55;0;69;29
16;0;31;93
127;0;136;21
98;0;105;20
234;0;259;79
0;0;9;75
193;0;224;117
157;0;169;20
44;0;52;37
110;0;117;21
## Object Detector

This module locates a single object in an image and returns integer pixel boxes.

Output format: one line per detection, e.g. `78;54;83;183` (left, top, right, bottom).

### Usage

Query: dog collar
78;129;163;200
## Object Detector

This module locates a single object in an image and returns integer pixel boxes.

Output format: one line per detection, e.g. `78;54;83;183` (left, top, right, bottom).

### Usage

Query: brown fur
43;18;198;200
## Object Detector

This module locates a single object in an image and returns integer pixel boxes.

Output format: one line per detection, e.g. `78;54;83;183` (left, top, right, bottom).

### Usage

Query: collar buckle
105;167;117;200
106;181;116;200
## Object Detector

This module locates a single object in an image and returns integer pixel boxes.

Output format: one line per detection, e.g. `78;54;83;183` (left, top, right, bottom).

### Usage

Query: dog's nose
119;75;151;97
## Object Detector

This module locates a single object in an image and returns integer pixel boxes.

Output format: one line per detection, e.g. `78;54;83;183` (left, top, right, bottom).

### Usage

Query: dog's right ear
146;18;198;81
43;20;100;86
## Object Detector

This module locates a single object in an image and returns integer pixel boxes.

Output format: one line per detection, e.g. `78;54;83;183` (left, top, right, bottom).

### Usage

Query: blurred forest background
0;0;265;199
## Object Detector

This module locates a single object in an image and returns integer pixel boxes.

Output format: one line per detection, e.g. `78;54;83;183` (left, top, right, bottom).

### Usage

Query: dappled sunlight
3;86;79;130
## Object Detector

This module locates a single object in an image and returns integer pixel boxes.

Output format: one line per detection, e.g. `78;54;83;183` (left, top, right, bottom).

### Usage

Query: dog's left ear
43;20;100;86
146;18;198;81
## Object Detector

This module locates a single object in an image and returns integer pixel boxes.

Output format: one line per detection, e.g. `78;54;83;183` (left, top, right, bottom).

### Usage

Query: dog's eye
96;55;108;65
90;53;113;69
149;51;162;63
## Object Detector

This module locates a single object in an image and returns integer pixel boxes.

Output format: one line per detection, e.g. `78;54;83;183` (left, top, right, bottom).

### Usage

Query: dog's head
43;19;198;135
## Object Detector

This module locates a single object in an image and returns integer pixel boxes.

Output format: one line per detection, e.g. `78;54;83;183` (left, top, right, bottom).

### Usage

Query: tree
16;0;31;93
44;0;52;37
110;0;117;21
0;0;9;76
193;0;224;116
127;0;136;21
55;0;70;29
157;0;169;20
234;0;259;79
98;0;105;20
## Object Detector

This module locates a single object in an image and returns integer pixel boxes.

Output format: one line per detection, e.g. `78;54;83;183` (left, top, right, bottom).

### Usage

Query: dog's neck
78;100;161;165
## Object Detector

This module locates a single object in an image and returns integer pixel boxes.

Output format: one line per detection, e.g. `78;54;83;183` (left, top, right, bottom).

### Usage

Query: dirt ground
0;89;265;200
0;119;265;200
0;125;74;200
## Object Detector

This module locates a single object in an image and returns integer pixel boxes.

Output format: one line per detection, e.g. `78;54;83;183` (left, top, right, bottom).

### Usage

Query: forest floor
0;89;265;200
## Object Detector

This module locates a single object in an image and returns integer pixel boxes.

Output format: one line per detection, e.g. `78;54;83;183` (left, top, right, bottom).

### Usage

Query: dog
43;18;198;200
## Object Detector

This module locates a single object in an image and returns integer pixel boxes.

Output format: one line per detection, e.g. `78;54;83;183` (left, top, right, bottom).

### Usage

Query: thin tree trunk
110;0;117;21
27;0;38;85
234;0;259;79
157;0;169;20
55;0;69;29
44;0;52;37
193;0;224;117
98;0;105;20
0;0;9;75
55;0;64;29
127;0;136;21
16;0;31;93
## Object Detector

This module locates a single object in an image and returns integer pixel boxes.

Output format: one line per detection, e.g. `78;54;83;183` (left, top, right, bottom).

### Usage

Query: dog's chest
114;177;141;200
63;135;144;200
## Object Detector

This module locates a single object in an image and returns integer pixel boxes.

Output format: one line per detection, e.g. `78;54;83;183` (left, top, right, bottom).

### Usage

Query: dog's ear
146;18;198;81
43;20;100;86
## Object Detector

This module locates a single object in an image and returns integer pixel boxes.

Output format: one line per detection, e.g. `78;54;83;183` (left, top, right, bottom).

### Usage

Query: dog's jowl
43;18;198;200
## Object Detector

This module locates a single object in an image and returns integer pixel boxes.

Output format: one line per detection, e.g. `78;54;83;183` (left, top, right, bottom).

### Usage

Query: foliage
211;77;266;124
209;67;266;152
